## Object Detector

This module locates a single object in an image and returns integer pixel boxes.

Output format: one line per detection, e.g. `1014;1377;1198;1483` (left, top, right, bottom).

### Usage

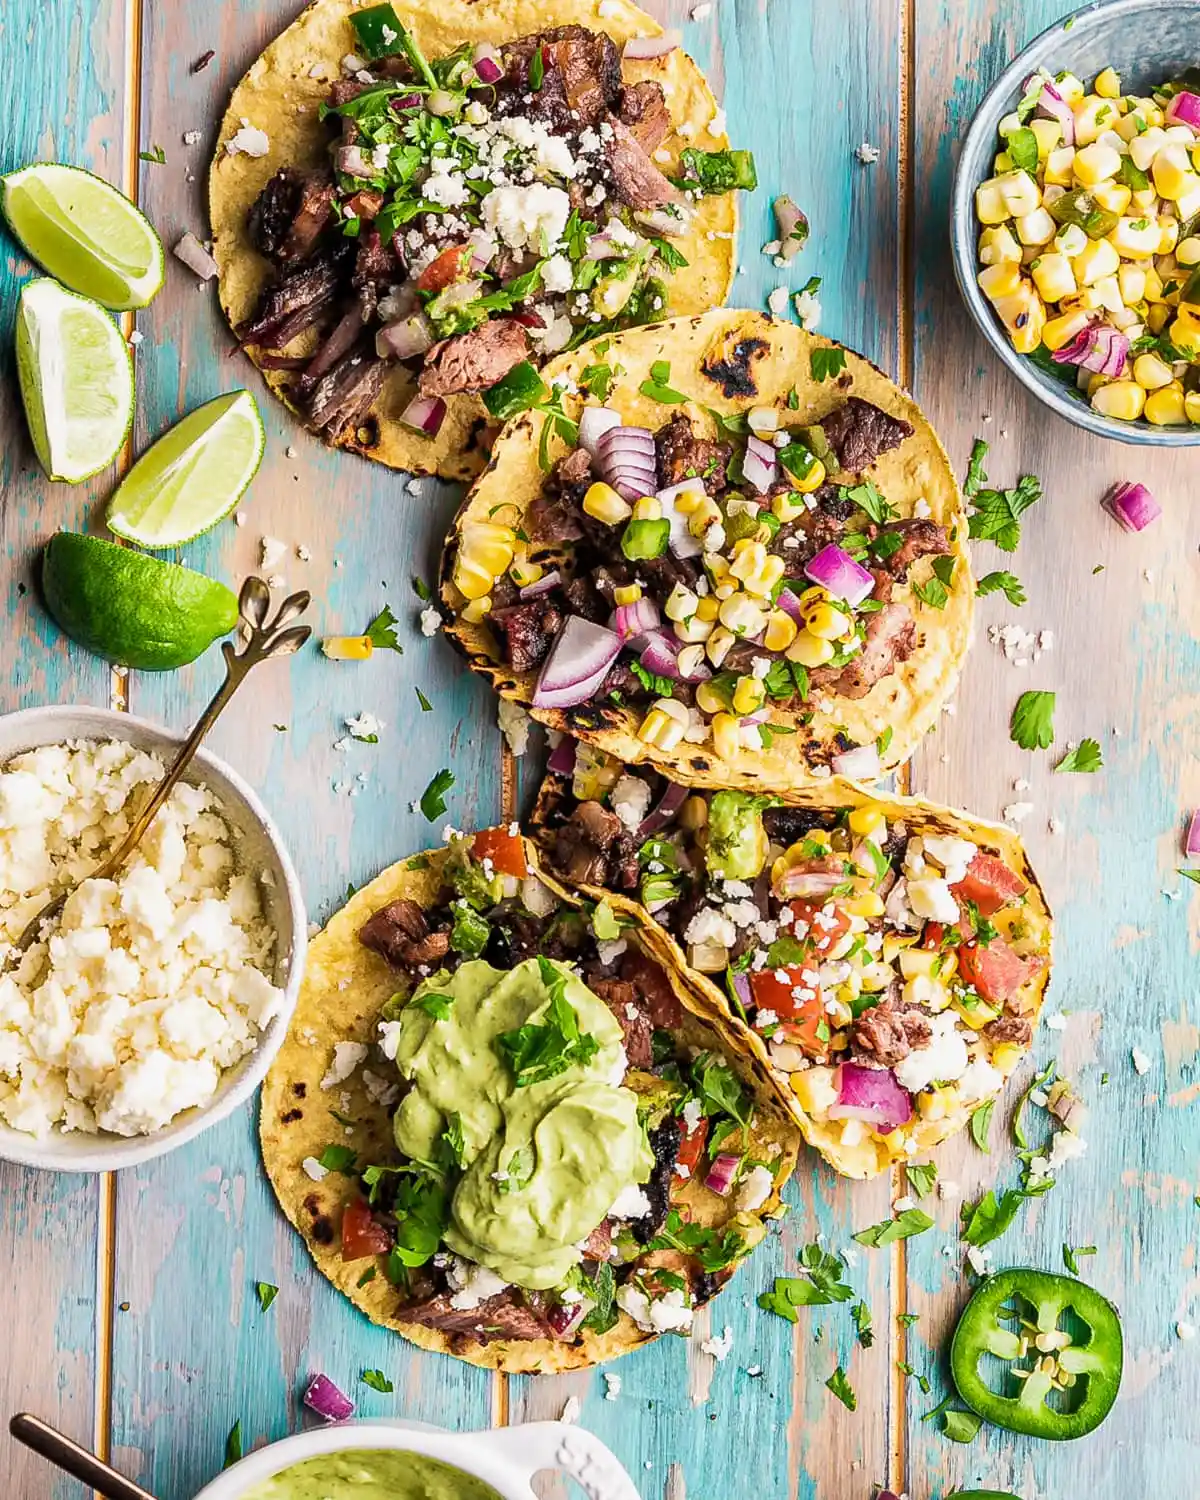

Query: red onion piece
304;1373;355;1423
1166;91;1200;131
547;1297;592;1339
519;568;562;599
657;480;704;560
1186;810;1200;857
703;1152;740;1196
173;232;218;281
776;586;806;623
639;630;683;681
534;617;622;709
743;434;779;494
399;395;447;436
1036;80;1075;147
598;426;657;501
729;967;753;1015
636;208;690;237
335;145;374;178
828;1063;913;1130
583;234;619;262
804;544;875;606
579;406;623;459
1051;322;1129;378
471;42;504;85
831;743;882;781
547;735;578;776
611;595;661;647
622;30;680;60
637;781;688;837
1103;481;1161;533
376;312;434;360
466;230;496;273
389;93;422;113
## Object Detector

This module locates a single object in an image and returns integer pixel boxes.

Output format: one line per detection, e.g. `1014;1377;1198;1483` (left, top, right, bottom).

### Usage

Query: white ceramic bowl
196;1420;642;1500
0;704;306;1173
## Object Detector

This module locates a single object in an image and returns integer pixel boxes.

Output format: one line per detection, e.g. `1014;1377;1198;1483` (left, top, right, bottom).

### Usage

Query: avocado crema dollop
388;957;654;1290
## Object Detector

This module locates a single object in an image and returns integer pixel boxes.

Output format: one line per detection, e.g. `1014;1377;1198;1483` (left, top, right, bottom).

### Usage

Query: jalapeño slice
950;1268;1122;1441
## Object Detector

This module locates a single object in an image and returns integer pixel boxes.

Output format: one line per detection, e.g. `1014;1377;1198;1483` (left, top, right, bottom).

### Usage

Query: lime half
1;163;164;310
16;278;134;484
42;532;239;670
106;390;265;548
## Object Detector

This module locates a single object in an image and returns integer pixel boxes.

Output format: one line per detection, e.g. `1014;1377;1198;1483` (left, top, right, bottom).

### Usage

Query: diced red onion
1103;481;1161;533
471;42;504;86
1166;91;1200;131
547;735;577;776
828;1063;913;1131
519;568;562;599
1051;322;1129;378
635;208;690;237
740;708;770;726
376;312;433;361
1185;810;1200;858
637;781;688;837
804;544;875;606
831;743;882;781
173;232;218;281
534;617;622;709
466;230;496;273
639;630;683;680
579;406;623;459
743;434;779;495
656;480;704;560
508;308;545;329
773;195;809;263
776;587;806;623
304;1374;355;1423
611;595;661;647
703;1152;740;1196
335;145;374;178
1035;81;1075;147
389;93;422;113
622;31;680;60
583;234;619;262
773;866;844;901
729;968;753;1015
399;395;446;436
597;426;656;501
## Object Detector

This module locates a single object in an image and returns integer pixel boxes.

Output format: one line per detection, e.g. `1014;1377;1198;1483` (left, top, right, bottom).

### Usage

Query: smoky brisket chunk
852;996;932;1067
819;397;913;475
493;599;564;674
399;1289;551;1343
248;170;302;260
605;119;685;210
418;319;530;397
618;80;671;151
655;414;731;495
590;978;653;1068
359;899;451;969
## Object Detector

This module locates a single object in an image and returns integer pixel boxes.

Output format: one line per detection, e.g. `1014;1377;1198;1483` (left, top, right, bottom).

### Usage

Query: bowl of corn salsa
951;0;1200;445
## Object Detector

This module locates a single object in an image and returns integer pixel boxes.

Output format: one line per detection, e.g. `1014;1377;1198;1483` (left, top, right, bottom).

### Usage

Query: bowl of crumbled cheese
0;705;306;1171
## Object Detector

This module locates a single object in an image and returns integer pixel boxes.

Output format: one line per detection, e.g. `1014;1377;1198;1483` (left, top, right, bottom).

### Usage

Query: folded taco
531;749;1051;1179
211;0;753;481
260;827;797;1372
441;310;973;788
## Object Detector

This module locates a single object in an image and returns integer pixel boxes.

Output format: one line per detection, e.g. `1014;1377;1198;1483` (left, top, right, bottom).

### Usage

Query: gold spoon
3;576;311;971
10;1413;160;1500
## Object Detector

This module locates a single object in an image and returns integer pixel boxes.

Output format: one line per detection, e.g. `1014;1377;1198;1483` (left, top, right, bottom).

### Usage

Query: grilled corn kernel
1133;351;1174;389
1094;66;1121;98
772;489;805;522
1043;146;1077;187
694;595;720;623
1084;274;1124;313
1177;180;1200;224
322;634;374;661
1157;218;1181;255
1153;144;1196;200
613;582;643;606
993;151;1013;174
705;626;736;667
789;456;828;495
1073;236;1121;284
847;804;886;838
674;614;715;644
454;555;497;601
1016;207;1056;247
1091;380;1145;420
804;602;847;640
664;583;699;622
719;592;769;637
1008;288;1046;352
1171;307;1200;354
687;497;721;537
1054;222;1088;257
729;537;766;578
978;262;1023;301
1142;264;1167;302
747;404;779;437
1030;252;1077;302
791;1064;838;1116
998;169;1041;216
639;706;686;751
712;711;740;762
632;495;662;522
975;179;1008;224
1110;216;1161;258
1055;72;1084;104
1177;235;1200;267
462;596;494;624
1086;372;1112;398
695;680;726;715
1072;95;1115;146
991;1042;1023;1074
917;1089;948;1122
1029;117;1063;155
786;630;835;668
1143;381;1189;424
676;643;708;679
732;675;766;715
763;609;799;653
1128;126;1166;171
583;482;632;525
509;560;543;589
1186;390;1200;425
1041;308;1093;351
671;483;705;516
979;225;1023;265
1117;264;1147;304
1090;181;1131;214
842;891;885;919
462;521;515;573
743;555;786;599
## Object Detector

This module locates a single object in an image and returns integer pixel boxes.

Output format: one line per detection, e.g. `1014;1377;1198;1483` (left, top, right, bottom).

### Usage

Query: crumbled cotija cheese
0;741;284;1138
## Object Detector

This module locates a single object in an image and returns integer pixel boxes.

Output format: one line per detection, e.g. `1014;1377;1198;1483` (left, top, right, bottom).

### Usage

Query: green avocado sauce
238;1450;503;1500
390;957;653;1290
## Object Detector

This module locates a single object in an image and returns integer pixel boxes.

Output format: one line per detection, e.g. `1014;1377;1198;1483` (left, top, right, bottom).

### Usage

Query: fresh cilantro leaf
963;438;989;501
691;1052;749;1126
922;1393;955;1425
852;1300;874;1348
415;686;433;712
853;1209;934;1247
826;1366;856;1411
841;480;896;526
877;725;894;757
976;569;1026;605
580;1260;619;1334
412;990;454;1020
639;359;688;404
631;660;676;697
496;962;599;1087
1063;1243;1097;1275
1006;127;1039;173
224;1420;243;1469
255;1281;278;1312
366;605;403;653
942;1409;983;1443
361;1368;394;1393
960;1188;1028;1247
1055;737;1102;773
1010;689;1055;751
650;1208;746;1273
412;576;431;601
968;473;1043;552
419;767;455;821
1180;868;1200;885
528;42;545;89
913;573;948;609
906;1162;937;1199
579;361;615;400
898;1312;920;1327
318;1144;358;1173
969;1099;995;1154
356;1265;377;1287
139;144;166;165
811;347;847;382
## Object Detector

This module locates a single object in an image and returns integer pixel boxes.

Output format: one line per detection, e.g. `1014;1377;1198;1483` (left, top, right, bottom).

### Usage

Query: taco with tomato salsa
260;827;797;1371
211;0;752;481
530;749;1052;1178
440;310;973;788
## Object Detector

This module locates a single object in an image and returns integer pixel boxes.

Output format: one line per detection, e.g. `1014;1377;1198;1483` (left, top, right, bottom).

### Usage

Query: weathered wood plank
908;2;1200;1496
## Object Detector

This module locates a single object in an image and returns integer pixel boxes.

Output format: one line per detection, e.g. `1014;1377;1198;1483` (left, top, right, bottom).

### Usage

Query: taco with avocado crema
211;0;751;482
260;827;798;1372
441;309;973;788
531;749;1052;1179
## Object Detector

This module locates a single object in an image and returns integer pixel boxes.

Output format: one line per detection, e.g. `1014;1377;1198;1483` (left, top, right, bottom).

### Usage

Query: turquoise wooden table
1;1;1197;1496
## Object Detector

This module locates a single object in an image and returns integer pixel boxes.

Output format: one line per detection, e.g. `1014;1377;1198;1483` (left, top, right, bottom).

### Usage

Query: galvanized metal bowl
951;0;1200;446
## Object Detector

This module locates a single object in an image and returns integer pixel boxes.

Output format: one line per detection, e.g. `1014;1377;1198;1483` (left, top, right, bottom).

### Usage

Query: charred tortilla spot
280;1108;303;1124
701;336;769;399
311;1216;335;1246
564;705;610;730
292;1081;307;1097
466;417;492;454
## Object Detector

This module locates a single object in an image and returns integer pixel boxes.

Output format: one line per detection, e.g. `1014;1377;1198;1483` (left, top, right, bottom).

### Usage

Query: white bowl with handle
194;1419;642;1500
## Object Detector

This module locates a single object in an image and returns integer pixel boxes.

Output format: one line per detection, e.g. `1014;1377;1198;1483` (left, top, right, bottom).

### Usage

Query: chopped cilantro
898;1312;920;1327
419;767;455;820
678;147;757;194
139;145;167;165
758;1243;855;1318
366;605;403;653
412;576;431;601
876;725;894;757
841;479;896;525
913;554;955;610
631;660;676;697
1055;737;1102;773
415;686;433;712
851;1300;874;1348
361;1368;394;1393
826;1366;856;1411
580;1260;618;1334
648;1208;746;1273
853;1208;933;1247
639;359;688;404
1179;868;1200;885
528;42;545;89
412;990;454;1020
223;1420;242;1469
963;438;989;501
906;1162;937;1199
960;1187;1030;1247
580;361;615;400
496;958;599;1087
1010;689;1055;751
318;1144;358;1173
255;1281;278;1312
356;1265;377;1287
811;346;847;382
976;569;1026;605
968;472;1043;553
969;1098;995;1154
942;1408;983;1443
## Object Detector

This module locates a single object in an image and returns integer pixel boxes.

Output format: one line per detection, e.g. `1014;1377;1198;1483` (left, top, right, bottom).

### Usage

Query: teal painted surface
1;1;1198;1498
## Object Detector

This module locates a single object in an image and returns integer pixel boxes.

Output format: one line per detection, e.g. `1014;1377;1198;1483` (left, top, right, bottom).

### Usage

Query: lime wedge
42;532;239;671
16;278;134;484
1;163;164;310
106;390;265;548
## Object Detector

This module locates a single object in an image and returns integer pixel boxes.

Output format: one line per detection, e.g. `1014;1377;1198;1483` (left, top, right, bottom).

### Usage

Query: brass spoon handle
10;1413;160;1500
9;577;311;959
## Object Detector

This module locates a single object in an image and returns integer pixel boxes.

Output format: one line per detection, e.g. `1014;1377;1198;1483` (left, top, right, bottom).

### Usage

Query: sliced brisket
818;397;913;475
418;319;530;397
359;899;451;969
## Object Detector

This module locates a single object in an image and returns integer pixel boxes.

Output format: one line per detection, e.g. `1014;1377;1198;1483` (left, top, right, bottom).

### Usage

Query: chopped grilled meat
818;397;914;475
354;225;399;287
639;551;703;599
399;1288;552;1343
554;447;594;487
359;899;451;969
762;805;838;847
823;602;916;700
306;344;387;434
619;948;684;1029
558;574;605;624
590;978;653;1068
605;119;686;211
329;75;379;108
239;252;345;347
851;996;932;1067
618;80;672;152
296;304;366;392
552;800;628;885
770;504;848;561
528;494;585;545
630;1116;681;1243
655;413;731;495
869;568;895;605
418;319;530;397
248;169;302;259
596;658;640;703
582;1219;614;1261
345;188;385;222
499;26;622;129
875;518;951;577
981;1015;1034;1046
493;598;564;674
278;175;335;264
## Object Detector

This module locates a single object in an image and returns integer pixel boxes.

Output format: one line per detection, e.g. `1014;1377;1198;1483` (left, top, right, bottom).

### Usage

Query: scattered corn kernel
1133;351;1174;390
509;560;543;589
848;805;886;838
1031;252;1077;302
583;482;632;525
461;596;493;624
1041;308;1092;351
676;644;707;679
664;583;699;622
1184;389;1200;424
979;225;1023;265
705;625;736;667
631;495;662;522
771;489;805;522
786;630;835;668
639;706;686;751
1153;144;1196;201
711;712;740;762
322;634;373;661
842;892;885;919
1043;146;1077;187
454;555;498;601
1030;117;1062;155
1143;381;1189;425
613;582;642;606
1074;142;1121;186
1015;207;1056;247
695;680;726;714
998;169;1041;216
978;261;1023;301
1091;379;1145;420
1094;67;1120;99
1110;216;1161;258
732;675;765;715
1073;236;1121;284
1178;236;1200;267
763;609;799;653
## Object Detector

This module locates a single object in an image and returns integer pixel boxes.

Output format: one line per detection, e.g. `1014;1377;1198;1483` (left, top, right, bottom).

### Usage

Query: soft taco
260;827;798;1372
211;0;753;481
531;748;1052;1179
441;310;973;788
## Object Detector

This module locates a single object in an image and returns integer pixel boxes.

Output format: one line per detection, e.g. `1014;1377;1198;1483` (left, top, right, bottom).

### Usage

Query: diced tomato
957;938;1043;1005
619;949;683;1029
922;921;947;951
471;826;528;878
341;1197;392;1262
416;243;473;293
950;852;1027;917
781;899;851;955
749;965;827;1052
676;1116;709;1177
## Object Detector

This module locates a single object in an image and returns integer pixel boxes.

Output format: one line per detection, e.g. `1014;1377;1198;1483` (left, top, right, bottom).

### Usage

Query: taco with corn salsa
441;310;973;787
260;827;797;1371
531;750;1051;1178
211;0;752;481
